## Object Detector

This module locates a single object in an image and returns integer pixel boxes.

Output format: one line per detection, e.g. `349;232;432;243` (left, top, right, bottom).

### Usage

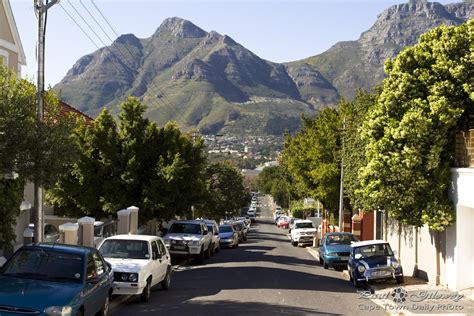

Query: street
111;197;385;316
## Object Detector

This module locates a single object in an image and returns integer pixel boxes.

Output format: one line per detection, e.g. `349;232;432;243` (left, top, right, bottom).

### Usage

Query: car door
150;240;161;285
83;253;101;314
92;251;110;312
157;240;169;281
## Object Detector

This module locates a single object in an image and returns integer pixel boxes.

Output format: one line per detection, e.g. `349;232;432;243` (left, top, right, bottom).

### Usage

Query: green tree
200;161;249;220
339;90;378;211
0;66;79;250
257;165;296;208
283;108;342;211
358;21;473;231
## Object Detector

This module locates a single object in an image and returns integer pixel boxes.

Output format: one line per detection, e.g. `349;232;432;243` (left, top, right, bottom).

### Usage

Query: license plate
173;245;185;249
372;271;391;277
340;256;349;261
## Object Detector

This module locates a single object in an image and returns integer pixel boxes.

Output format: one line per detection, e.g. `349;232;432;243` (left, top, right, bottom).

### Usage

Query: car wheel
396;276;404;284
161;267;171;290
140;279;151;302
292;241;298;247
319;256;323;265
196;247;205;264
98;293;109;316
352;273;360;288
210;243;215;256
205;244;211;259
323;261;329;269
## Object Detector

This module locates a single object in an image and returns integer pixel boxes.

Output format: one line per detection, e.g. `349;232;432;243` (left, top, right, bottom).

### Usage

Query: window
86;254;96;279
99;239;150;259
0;50;8;67
93;252;104;275
157;240;167;256
151;241;159;259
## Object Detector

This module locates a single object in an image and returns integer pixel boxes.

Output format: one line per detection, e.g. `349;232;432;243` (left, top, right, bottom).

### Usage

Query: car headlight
188;240;200;246
129;273;138;282
44;306;72;316
357;265;366;273
327;252;337;256
391;261;400;269
164;239;171;245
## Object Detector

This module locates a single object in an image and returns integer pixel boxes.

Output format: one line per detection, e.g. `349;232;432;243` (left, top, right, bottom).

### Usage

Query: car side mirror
87;277;100;284
152;253;161;260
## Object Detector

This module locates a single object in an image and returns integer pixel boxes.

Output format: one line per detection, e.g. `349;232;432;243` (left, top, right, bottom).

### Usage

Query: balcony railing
455;129;474;167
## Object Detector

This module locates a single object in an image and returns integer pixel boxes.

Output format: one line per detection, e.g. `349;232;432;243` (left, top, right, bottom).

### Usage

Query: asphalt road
111;196;385;316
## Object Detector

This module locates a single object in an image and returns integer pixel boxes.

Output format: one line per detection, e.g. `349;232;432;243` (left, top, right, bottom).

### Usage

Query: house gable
0;0;26;67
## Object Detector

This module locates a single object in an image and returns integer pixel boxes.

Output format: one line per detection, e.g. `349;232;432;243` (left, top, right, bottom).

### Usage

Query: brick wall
455;129;474;167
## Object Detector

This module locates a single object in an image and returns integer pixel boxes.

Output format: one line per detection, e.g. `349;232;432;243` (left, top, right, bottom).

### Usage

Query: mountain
287;0;472;100
55;17;315;135
55;1;472;135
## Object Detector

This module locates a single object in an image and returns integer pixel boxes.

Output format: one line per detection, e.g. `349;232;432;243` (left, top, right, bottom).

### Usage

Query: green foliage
339;90;378;211
0;178;25;252
291;208;305;219
199;161;249;220
0;66;78;250
257;165;296;208
282;108;342;211
291;206;317;219
358;21;473;231
50;97;207;221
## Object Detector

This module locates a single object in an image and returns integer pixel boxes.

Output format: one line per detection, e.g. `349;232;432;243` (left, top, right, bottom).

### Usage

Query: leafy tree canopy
358;21;473;231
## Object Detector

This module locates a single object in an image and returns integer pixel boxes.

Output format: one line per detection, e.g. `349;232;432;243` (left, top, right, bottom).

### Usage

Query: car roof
172;220;204;225
325;232;354;236
103;234;161;242
203;219;217;224
24;243;96;256
351;240;389;248
294;219;312;223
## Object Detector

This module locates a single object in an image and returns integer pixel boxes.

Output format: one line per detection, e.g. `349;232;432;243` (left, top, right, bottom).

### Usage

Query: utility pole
338;116;346;231
34;0;60;243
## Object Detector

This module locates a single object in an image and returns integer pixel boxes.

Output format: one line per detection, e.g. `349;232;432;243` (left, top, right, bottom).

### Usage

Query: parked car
94;220;116;248
290;219;316;246
28;223;60;243
348;240;404;287
163;220;212;264
318;232;357;271
99;235;172;302
218;224;239;248
232;221;247;242
203;219;220;255
277;216;291;229
0;243;113;316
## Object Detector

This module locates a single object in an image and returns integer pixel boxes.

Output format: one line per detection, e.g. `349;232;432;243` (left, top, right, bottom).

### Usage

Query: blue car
318;232;357;271
0;243;113;316
348;240;404;287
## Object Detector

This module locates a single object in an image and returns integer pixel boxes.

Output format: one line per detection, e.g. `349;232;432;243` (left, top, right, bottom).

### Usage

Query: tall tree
358;21;473;231
200;161;249;220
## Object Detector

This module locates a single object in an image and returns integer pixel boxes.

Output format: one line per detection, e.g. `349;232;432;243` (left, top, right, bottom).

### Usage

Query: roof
26;243;96;256
104;234;160;242
351;240;389;248
2;0;26;66
58;100;94;126
171;220;203;225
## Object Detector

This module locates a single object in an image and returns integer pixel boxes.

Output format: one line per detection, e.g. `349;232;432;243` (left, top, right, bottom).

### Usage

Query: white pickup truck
163;220;213;264
290;220;317;246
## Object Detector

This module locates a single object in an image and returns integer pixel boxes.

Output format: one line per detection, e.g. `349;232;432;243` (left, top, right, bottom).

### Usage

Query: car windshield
295;222;314;229
233;223;243;231
99;240;149;259
206;225;214;233
1;249;83;283
168;223;201;234
219;226;233;233
355;243;393;258
326;234;356;245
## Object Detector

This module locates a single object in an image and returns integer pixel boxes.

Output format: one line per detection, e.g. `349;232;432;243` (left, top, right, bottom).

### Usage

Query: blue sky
11;0;456;86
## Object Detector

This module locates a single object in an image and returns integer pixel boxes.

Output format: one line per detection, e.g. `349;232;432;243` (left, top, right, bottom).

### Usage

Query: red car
277;216;290;229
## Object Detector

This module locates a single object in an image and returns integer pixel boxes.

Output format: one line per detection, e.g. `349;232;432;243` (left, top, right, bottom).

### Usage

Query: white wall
447;168;474;291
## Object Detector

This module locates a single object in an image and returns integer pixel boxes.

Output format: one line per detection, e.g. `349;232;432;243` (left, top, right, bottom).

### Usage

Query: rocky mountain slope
55;0;472;135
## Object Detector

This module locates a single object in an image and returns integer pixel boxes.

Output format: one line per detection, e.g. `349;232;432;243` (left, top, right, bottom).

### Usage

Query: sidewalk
306;246;474;315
